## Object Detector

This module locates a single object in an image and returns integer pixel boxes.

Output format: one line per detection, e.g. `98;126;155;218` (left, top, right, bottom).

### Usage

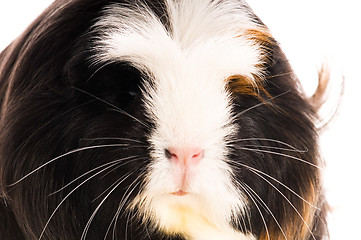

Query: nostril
192;152;202;159
165;148;176;159
190;150;204;165
165;147;204;166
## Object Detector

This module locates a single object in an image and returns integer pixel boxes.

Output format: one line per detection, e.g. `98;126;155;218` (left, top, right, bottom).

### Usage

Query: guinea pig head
88;2;272;238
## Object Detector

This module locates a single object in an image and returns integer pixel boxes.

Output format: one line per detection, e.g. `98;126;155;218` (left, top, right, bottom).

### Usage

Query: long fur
0;0;328;239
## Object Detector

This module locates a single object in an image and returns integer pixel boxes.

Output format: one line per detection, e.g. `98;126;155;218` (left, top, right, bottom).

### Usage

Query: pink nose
165;147;204;166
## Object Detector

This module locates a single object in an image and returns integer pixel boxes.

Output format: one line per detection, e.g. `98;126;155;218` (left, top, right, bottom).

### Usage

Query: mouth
171;190;189;196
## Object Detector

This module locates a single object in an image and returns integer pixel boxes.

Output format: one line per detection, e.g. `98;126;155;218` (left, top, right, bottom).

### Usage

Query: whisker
235;147;321;169
232;161;320;210
80;173;132;240
80;137;147;145
242;183;288;240
237;144;307;153
229;137;305;151
98;157;147;180
113;178;142;240
50;156;141;196
38;163;129;240
124;210;132;240
265;72;293;80
102;174;143;240
74;88;149;129
233;204;250;234
91;158;146;203
234;90;291;118
238;183;270;240
142;215;152;240
9;144;133;187
238;165;316;240
86;61;112;84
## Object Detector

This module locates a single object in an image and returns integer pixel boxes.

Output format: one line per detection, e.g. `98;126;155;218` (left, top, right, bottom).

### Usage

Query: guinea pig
0;0;329;239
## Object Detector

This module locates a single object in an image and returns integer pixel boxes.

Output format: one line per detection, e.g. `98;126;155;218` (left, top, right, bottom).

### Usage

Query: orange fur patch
243;28;273;47
225;74;271;101
243;28;274;65
227;27;274;100
258;179;319;240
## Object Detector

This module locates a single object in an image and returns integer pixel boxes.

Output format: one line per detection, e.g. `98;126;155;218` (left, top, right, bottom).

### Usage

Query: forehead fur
91;0;268;81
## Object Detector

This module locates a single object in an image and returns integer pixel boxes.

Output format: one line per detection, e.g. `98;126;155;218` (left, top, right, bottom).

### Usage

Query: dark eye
76;62;143;109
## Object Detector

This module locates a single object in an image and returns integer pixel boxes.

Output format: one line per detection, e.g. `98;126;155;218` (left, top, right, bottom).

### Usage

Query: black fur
0;0;328;239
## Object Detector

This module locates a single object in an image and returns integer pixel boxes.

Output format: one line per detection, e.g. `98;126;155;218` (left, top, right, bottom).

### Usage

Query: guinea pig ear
64;52;92;89
40;51;85;97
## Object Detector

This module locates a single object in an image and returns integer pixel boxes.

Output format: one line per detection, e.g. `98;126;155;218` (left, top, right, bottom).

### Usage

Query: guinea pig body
0;0;328;239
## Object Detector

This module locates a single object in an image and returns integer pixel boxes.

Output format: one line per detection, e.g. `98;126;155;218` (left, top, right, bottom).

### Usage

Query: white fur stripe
93;1;264;239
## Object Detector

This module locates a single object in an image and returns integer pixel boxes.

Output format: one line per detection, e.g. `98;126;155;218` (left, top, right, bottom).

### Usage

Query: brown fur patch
258;178;320;240
225;74;272;102
244;28;274;63
310;65;330;111
226;27;274;100
243;28;273;46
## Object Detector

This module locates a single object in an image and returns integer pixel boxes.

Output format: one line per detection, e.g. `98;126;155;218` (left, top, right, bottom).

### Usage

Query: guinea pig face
92;2;266;237
0;0;328;240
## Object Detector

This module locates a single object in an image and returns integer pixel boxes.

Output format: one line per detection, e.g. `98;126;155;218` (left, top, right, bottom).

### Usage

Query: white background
0;1;360;239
